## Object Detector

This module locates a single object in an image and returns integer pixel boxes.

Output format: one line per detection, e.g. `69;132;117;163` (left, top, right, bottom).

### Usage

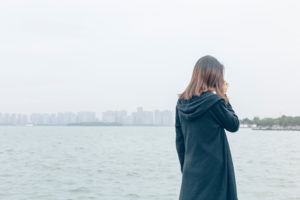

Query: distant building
154;109;173;126
131;107;153;125
102;110;117;123
115;110;128;124
30;112;98;125
101;107;173;126
0;107;174;126
0;113;28;125
77;112;98;123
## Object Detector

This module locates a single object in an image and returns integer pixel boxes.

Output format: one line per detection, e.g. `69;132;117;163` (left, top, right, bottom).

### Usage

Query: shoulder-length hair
178;55;229;104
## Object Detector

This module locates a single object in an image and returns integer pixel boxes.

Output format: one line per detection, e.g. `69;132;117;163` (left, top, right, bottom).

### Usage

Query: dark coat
175;91;240;200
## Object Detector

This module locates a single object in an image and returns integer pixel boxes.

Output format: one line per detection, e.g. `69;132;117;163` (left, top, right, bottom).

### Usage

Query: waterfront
0;127;299;200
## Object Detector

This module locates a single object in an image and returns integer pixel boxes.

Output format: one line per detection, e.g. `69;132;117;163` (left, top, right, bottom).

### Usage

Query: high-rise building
154;109;173;125
102;110;116;122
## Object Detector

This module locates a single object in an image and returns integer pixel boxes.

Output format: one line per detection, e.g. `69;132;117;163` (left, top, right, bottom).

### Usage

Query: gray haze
0;0;300;119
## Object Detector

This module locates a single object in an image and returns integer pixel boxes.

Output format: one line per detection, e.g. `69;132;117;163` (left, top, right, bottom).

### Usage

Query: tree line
240;115;300;127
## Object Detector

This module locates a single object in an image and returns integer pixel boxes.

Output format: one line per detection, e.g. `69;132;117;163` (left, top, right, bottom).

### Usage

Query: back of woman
175;55;240;200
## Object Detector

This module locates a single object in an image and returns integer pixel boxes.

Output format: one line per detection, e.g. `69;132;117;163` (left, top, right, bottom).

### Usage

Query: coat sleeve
175;106;185;173
210;98;240;132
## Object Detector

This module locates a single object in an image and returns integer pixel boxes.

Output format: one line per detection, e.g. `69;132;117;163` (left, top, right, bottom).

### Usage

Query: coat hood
176;91;223;121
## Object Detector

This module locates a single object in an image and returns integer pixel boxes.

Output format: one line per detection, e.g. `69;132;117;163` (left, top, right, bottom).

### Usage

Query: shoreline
252;127;300;131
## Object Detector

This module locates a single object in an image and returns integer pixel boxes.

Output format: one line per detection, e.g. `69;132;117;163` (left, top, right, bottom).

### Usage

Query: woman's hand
223;81;229;94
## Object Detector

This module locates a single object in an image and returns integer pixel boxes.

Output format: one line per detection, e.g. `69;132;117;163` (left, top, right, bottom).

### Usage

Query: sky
0;0;299;119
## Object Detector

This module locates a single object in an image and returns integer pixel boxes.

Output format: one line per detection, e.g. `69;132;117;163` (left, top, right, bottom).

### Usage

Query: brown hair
178;55;229;103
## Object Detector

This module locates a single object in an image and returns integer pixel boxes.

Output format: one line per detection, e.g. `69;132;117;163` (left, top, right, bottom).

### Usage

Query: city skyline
0;106;174;126
102;106;173;126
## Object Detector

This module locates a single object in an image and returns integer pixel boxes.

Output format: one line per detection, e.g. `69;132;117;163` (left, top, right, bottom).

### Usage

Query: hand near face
223;81;229;94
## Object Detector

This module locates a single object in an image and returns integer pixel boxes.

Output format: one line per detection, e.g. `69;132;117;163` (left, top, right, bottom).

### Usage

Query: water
0;127;299;200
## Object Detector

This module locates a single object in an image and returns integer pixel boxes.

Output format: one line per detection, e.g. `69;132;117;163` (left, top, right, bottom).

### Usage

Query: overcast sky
0;0;299;119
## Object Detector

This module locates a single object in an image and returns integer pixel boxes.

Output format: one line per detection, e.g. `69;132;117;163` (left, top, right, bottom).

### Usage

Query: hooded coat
175;91;239;200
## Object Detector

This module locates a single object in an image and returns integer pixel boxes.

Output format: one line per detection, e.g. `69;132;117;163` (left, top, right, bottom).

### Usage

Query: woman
175;55;240;200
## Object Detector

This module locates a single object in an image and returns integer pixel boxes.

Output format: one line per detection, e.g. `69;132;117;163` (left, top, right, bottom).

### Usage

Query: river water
0;126;299;200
